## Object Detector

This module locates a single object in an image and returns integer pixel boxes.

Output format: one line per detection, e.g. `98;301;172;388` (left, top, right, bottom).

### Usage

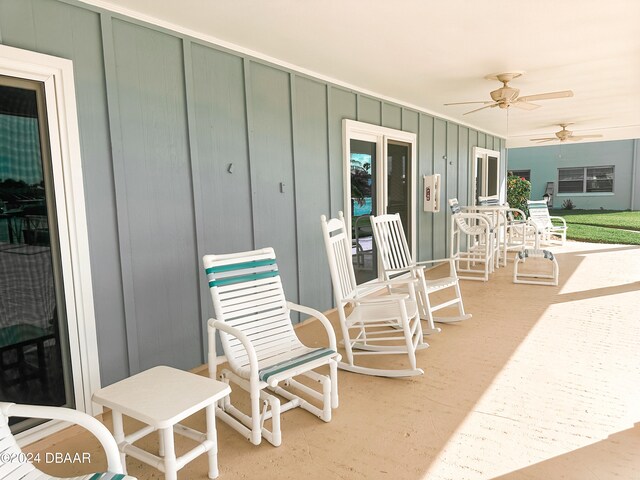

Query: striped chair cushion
205;258;279;287
259;348;335;383
84;474;136;480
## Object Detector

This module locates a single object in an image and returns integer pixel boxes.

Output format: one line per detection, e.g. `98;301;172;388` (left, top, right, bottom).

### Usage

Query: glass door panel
0;77;74;427
487;155;499;196
350;139;377;283
386;141;411;245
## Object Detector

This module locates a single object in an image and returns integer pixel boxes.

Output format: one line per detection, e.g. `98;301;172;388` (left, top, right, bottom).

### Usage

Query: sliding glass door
0;76;74;429
344;120;416;284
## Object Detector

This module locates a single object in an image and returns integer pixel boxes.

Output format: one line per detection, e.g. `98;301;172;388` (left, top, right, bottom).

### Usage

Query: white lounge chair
203;248;339;447
0;402;136;480
527;200;567;245
370;213;471;334
449;198;497;281
320;212;427;378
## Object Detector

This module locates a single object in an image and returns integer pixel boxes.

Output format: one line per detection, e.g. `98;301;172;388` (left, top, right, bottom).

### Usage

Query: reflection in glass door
350;139;377;283
0;76;74;426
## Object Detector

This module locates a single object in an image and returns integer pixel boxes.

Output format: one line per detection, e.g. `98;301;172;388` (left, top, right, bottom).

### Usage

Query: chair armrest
549;216;567;227
358;277;418;289
356;294;410;304
2;402;124;474
287;302;338;351
455;213;493;228
210;319;260;382
413;257;455;266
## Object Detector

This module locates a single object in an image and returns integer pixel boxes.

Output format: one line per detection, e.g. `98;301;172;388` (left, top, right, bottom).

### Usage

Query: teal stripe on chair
208;270;279;288
528;203;547;209
205;258;276;275
259;348;335;383
88;473;128;480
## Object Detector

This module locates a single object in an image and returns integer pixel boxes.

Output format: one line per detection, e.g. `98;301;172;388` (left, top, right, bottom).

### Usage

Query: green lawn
548;209;640;245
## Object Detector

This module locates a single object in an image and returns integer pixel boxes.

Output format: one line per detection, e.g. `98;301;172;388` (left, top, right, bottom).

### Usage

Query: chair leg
330;360;339;409
250;385;262;446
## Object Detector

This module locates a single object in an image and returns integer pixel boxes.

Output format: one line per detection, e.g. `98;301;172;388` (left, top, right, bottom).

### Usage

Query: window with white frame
558;166;614;193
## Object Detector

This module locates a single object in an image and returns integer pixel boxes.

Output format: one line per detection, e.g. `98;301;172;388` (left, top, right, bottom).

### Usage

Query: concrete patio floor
26;241;640;480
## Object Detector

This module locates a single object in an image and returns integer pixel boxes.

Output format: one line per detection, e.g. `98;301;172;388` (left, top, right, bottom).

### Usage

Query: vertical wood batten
243;57;257;250
181;38;207;361
99;13;138;375
289;73;302;321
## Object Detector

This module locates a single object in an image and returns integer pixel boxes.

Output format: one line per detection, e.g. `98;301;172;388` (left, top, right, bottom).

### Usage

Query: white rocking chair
527;200;567;246
449;198;497;281
203;248;339;447
0;402;136;480
320;212;427;378
370;213;471;334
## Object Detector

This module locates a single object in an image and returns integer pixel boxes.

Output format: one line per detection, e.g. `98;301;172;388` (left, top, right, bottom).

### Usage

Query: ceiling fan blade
517;90;574;102
444;101;494;106
530;137;557;142
575;134;603;139
512;101;540;111
463;104;498;115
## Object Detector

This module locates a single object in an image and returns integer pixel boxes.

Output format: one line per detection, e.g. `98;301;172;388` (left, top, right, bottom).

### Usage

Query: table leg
205;404;219;479
111;411;127;474
161;426;177;480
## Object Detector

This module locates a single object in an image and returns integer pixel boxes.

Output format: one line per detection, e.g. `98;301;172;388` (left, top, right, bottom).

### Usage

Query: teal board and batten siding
0;0;504;385
508;140;636;210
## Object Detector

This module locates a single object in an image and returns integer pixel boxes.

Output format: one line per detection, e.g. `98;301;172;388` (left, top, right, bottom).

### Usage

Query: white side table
93;366;231;480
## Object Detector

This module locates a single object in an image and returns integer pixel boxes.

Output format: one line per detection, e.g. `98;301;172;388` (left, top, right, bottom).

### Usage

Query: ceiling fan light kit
530;123;604;143
445;72;573;116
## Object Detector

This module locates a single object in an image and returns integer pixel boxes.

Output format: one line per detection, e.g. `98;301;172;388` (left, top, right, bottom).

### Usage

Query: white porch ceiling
86;0;640;148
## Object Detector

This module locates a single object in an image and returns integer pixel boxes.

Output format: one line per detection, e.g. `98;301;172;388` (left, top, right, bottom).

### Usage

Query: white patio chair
203;248;339;447
449;198;497;281
505;206;540;254
320;212;427;378
370;213;471;334
527;200;567;245
0;402;136;480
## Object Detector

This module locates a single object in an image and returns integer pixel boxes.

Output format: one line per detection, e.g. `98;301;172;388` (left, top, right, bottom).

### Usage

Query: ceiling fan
530;124;604;143
445;72;573;115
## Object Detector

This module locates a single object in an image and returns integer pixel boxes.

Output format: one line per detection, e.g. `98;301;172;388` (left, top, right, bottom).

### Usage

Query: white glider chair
204;248;339;447
0;402;136;480
320;212;427;378
527;200;567;245
370;213;471;334
449;198;497;281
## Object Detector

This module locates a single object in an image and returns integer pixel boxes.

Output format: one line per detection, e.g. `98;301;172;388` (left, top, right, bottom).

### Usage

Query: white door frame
470;146;502;205
343;119;417;265
0;45;101;439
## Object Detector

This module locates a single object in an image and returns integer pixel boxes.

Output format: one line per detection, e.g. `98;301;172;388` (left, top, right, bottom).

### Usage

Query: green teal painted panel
111;19;201;371
433;119;447;259
458;127;469;207
0;0;37;50
402;109;419;134
446;122;459;251
478;132;486;148
508;140;634;209
247;62;299;306
417;114;434;261
293;76;332;312
358;96;381;125
382;103;402;130
328;87;356;216
190;44;253;256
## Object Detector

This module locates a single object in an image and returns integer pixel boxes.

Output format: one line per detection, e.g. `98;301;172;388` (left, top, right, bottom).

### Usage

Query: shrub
506;174;531;218
562;198;576;210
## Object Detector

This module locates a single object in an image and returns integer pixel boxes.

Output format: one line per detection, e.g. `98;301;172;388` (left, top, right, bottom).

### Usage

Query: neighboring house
508;139;640;210
0;0;507;425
